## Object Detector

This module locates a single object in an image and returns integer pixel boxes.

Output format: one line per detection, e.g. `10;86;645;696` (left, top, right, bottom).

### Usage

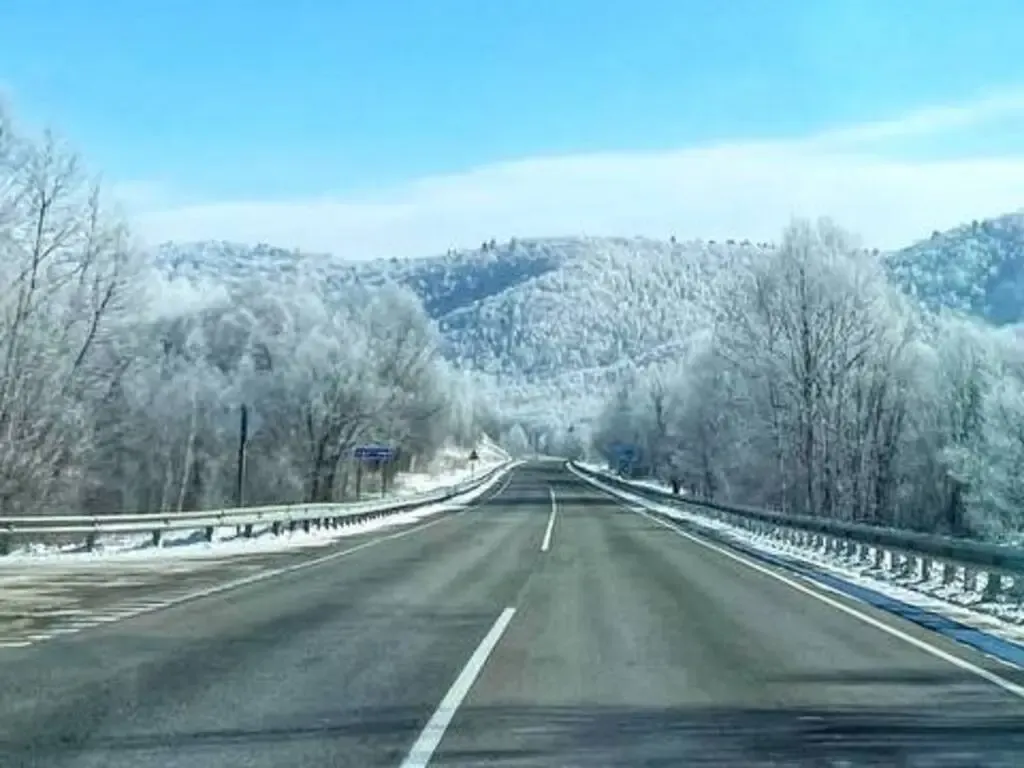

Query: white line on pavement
542;487;557;552
567;463;1024;702
630;504;1024;701
400;607;517;768
0;467;520;651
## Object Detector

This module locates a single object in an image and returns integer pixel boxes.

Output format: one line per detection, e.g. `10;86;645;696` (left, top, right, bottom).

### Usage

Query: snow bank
4;447;514;564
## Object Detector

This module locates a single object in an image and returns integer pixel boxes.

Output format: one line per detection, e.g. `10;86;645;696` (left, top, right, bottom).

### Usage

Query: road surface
2;461;1024;767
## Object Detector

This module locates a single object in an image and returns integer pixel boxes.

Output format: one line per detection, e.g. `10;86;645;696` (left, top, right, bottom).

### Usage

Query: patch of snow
576;461;681;496
3;453;515;565
392;438;509;497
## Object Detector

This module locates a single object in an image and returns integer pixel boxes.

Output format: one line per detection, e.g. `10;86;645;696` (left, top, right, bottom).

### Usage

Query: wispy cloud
118;90;1024;260
810;88;1024;147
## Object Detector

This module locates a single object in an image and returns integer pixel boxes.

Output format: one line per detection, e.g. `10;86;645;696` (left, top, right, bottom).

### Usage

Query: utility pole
235;404;248;508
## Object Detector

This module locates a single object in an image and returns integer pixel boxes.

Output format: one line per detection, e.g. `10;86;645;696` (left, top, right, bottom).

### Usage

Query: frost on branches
593;218;1024;542
0;104;495;518
0;109;135;517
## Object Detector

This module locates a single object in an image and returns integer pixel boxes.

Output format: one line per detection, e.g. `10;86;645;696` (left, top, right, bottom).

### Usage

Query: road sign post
609;442;638;476
353;444;396;500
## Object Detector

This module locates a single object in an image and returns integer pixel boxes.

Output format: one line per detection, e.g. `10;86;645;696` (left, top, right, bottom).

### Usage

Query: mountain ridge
154;212;1024;424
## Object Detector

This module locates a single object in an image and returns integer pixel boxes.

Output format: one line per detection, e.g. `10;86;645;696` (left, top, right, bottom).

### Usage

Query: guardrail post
303;519;310;533
920;557;932;582
272;521;281;536
964;567;977;593
86;531;98;552
857;543;871;564
0;533;9;556
983;573;1002;601
873;547;885;570
205;526;215;542
243;523;253;538
895;553;911;578
1011;577;1024;604
152;529;162;548
942;562;956;585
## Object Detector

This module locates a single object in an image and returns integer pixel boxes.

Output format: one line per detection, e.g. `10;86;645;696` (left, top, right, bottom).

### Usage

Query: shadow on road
481;493;611;508
9;699;1024;766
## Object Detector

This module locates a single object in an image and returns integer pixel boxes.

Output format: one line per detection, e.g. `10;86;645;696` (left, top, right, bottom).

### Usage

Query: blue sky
4;0;1024;256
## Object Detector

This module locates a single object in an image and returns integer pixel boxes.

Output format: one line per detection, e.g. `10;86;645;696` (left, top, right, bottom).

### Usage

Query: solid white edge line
0;464;520;650
623;494;1024;701
100;466;519;616
541;487;557;552
565;464;1024;700
400;607;517;768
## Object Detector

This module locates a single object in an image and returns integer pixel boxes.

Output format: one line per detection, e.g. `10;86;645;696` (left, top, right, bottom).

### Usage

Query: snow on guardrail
0;459;514;557
570;461;1024;639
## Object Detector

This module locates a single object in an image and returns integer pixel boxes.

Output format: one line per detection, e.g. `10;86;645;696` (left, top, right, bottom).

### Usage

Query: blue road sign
610;442;638;460
353;444;395;461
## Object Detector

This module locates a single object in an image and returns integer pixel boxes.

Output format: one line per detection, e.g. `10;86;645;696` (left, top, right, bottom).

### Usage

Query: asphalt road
2;462;1024;767
0;478;505;648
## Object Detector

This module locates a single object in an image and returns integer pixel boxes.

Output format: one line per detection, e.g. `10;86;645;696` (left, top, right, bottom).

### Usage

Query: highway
2;462;1024;767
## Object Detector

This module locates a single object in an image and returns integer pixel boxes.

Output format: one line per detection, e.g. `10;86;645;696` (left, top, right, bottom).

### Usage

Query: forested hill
156;237;770;423
886;211;1024;325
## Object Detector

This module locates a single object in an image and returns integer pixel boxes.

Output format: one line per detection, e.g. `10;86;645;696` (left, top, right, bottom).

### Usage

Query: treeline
0;103;495;517
593;218;1024;541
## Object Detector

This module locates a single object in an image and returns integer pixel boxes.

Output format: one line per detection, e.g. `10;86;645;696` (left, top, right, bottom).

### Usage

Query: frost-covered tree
83;274;493;512
501;423;531;457
0;101;497;518
593;217;1024;541
0;105;138;516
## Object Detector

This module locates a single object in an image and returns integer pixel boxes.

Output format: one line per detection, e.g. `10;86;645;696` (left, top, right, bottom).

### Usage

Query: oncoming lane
0;463;551;768
0;469;515;650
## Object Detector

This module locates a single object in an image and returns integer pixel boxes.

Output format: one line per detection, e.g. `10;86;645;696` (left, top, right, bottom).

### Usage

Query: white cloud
809;88;1024;147
118;91;1024;259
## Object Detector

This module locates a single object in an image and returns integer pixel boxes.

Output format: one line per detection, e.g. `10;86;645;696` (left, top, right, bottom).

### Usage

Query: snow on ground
0;457;520;649
4;444;514;565
391;437;509;497
576;462;675;496
574;462;1024;649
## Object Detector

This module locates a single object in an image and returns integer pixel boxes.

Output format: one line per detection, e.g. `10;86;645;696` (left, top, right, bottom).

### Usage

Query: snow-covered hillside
156;237;770;425
156;215;1024;430
886;212;1024;325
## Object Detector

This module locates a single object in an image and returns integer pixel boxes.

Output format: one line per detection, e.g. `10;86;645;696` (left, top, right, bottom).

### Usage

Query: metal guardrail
0;462;514;555
570;462;1024;603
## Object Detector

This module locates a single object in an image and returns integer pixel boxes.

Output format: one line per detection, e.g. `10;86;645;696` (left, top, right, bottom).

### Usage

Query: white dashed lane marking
0;552;317;649
0;495;499;650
